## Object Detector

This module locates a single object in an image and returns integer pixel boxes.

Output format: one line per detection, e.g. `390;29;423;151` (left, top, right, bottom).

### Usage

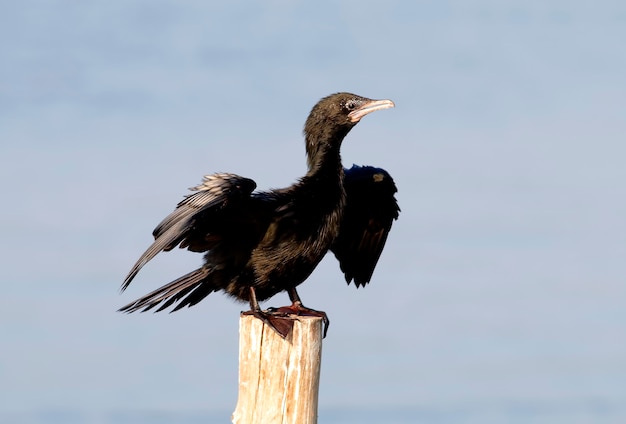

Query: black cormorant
119;92;399;337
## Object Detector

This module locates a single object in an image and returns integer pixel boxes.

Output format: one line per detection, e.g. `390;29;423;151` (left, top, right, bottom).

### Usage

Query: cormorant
119;92;399;338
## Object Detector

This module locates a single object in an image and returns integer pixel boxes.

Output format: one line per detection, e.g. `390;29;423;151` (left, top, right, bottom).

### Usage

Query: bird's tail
118;267;216;313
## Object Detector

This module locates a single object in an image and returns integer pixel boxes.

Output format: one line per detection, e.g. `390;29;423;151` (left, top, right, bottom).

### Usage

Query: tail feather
118;267;214;313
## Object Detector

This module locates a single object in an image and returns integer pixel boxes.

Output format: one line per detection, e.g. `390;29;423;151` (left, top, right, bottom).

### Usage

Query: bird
119;92;399;338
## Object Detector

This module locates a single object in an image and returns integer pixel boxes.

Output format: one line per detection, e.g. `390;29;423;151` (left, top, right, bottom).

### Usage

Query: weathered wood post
231;314;323;424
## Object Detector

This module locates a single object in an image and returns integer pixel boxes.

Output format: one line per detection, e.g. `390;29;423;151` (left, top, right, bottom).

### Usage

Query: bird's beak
348;99;395;123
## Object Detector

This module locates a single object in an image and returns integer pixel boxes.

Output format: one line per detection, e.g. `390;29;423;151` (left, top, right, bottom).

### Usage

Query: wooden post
231;314;323;424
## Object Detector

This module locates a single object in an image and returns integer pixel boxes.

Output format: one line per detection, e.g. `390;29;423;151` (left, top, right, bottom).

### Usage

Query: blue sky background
1;1;625;423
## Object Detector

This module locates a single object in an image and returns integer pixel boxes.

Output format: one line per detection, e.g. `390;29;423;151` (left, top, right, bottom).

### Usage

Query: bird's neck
299;136;346;247
305;141;344;183
304;127;349;178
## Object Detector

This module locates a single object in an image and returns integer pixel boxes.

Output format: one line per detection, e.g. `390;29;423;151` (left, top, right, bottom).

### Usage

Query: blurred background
1;1;625;423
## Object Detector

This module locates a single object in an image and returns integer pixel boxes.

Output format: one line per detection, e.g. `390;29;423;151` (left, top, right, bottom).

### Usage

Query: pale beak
348;99;395;123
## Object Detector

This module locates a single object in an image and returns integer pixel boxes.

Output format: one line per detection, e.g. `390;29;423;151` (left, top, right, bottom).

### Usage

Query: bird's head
304;92;395;163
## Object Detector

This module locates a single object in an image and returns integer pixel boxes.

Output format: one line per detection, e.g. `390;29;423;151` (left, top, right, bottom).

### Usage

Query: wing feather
121;173;256;291
331;165;399;287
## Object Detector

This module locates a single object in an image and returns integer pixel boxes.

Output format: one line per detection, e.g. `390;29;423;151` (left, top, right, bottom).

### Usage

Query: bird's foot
268;302;330;338
242;302;330;339
242;309;296;339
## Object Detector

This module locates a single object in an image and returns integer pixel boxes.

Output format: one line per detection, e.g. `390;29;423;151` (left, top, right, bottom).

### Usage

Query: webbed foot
242;302;329;338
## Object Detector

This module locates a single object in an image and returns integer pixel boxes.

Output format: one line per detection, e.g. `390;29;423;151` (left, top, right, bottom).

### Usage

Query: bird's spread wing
121;173;257;291
331;165;400;287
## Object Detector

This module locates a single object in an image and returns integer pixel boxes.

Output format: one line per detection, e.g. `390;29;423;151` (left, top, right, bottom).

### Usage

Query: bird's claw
242;309;295;338
243;305;330;339
273;303;329;338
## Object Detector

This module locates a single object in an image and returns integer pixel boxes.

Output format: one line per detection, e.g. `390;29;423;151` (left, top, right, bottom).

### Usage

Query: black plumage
331;165;400;287
119;92;399;337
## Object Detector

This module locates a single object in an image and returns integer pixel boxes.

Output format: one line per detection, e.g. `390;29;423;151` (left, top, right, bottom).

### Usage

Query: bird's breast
248;181;345;289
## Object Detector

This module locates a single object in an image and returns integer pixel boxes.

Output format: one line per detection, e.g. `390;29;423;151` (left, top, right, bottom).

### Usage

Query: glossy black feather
119;93;397;315
331;165;400;287
120;173;257;292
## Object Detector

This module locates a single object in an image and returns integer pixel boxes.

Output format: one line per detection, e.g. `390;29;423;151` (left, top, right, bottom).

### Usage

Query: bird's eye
345;100;357;111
